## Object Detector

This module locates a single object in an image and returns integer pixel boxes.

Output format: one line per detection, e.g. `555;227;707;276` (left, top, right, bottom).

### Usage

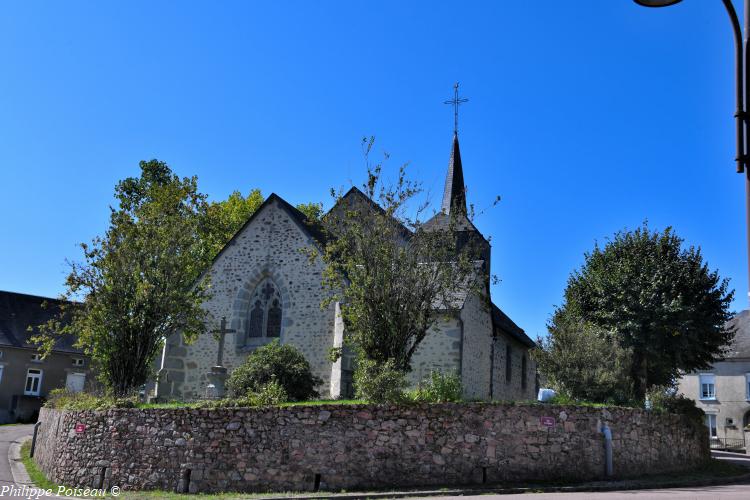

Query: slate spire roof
440;133;467;216
423;133;481;234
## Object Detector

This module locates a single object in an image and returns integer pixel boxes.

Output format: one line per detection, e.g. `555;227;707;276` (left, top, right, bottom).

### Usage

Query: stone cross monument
206;317;235;398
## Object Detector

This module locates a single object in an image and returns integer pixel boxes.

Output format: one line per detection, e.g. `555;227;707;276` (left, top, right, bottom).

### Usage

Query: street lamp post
635;0;750;306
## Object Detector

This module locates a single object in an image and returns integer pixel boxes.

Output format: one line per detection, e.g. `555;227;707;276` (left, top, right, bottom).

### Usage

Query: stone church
156;133;537;401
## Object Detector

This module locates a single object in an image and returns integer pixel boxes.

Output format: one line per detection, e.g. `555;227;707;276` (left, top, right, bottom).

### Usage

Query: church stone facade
157;134;537;401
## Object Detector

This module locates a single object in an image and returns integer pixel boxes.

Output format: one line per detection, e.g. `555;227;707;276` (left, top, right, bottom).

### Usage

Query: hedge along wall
34;404;709;494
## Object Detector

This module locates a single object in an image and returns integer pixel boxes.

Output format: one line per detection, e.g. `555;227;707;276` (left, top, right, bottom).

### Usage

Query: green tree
295;201;324;222
202;189;264;258
34;160;210;396
321;138;485;377
547;223;734;401
532;316;633;404
226;340;322;401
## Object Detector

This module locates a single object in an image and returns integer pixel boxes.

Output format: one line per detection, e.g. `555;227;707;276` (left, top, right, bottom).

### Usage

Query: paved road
713;450;750;468
421;484;750;499
418;450;750;500
0;424;34;499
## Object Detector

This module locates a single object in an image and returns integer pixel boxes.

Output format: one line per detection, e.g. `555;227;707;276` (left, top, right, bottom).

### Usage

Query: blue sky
0;1;746;339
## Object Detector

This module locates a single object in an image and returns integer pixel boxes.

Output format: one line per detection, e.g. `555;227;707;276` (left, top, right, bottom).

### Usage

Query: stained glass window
245;279;283;343
248;300;264;338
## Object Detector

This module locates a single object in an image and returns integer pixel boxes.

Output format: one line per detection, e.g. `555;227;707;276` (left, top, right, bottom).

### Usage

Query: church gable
210;193;325;270
207;194;332;345
322;187;412;250
163;194;338;399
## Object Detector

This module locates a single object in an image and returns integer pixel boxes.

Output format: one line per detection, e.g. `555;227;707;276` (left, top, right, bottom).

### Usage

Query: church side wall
160;199;336;400
460;293;493;400
491;334;537;401
407;316;462;387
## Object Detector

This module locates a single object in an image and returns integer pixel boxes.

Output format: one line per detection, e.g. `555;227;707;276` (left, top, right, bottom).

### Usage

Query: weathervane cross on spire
444;82;468;135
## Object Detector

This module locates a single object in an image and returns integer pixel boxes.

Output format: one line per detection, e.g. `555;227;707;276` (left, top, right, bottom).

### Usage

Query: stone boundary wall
34;403;709;494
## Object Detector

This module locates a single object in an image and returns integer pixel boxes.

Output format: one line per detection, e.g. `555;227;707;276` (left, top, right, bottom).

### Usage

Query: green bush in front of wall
408;371;463;403
226;340;321;401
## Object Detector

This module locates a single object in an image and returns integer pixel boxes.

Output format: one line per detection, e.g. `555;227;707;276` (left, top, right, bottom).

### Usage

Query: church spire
441;83;468;215
441;132;467;215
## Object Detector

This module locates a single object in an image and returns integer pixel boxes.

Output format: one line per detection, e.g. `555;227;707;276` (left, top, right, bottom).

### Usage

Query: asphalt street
421;484;750;499
0;424;34;499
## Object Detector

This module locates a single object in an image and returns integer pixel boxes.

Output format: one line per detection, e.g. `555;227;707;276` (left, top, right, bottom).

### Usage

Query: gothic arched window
248;300;264;338
246;279;283;342
266;299;282;338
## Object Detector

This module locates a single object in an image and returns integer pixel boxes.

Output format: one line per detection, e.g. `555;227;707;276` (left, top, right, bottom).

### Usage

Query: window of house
30;353;43;363
0;365;4;384
246;278;283;341
699;374;716;400
706;414;718;438
521;354;527;390
505;344;512;382
24;369;42;396
746;373;750;400
72;357;84;367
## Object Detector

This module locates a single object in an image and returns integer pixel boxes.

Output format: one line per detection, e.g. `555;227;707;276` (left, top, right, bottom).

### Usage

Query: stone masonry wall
35;404;708;494
160;198;338;399
492;335;538;401
460;293;493;400
407;316;462;388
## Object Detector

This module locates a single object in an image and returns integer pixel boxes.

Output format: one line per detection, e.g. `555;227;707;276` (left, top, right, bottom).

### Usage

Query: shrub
545;393;611;408
649;389;704;426
226;340;321;401
45;389;138;410
409;371;463;403
252;379;288;406
532;318;635;406
199;380;289;408
354;358;408;403
195;397;241;409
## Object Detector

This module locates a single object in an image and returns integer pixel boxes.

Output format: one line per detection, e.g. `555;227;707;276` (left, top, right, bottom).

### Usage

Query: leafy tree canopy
295;201;324;222
202;189;264;258
537;223;734;402
35;159;325;396
35;160;211;396
532;316;633;405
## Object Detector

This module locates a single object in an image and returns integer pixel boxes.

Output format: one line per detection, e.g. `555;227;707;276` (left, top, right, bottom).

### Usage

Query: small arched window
246;279;283;341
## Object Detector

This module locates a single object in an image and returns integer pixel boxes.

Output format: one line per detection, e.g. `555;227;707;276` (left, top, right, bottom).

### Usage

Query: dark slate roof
422;133;486;240
324;186;413;239
491;302;535;349
724;309;750;359
0;290;82;353
422;211;483;234
441;133;467;215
